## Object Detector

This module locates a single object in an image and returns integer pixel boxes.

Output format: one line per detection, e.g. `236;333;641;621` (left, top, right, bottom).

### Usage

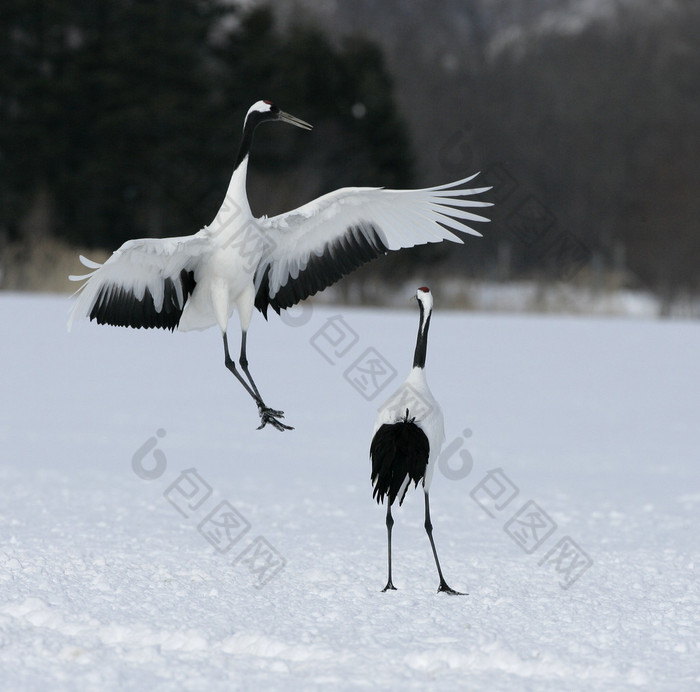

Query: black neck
234;120;256;170
234;110;273;169
413;302;431;369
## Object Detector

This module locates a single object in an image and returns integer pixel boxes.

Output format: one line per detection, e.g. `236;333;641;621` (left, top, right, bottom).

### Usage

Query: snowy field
1;292;698;691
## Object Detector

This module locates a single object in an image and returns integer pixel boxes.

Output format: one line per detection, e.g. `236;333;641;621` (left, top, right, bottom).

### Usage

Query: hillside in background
1;0;698;306
275;0;700;296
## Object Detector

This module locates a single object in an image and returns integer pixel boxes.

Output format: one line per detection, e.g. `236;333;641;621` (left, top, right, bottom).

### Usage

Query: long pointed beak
278;110;313;131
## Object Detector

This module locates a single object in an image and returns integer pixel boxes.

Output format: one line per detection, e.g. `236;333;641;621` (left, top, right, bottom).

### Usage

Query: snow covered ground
1;292;698;690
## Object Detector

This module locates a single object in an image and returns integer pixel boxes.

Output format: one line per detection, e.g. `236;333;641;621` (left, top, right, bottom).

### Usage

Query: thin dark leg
223;332;258;400
382;503;397;592
239;331;292;431
223;333;292;431
238;331;263;401
424;492;466;595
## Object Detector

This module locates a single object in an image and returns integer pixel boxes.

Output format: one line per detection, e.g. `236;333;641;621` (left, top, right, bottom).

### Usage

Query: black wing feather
89;269;196;331
254;223;389;319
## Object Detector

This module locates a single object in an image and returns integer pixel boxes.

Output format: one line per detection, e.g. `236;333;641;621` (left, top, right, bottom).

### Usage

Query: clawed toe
257;405;293;431
438;582;467;596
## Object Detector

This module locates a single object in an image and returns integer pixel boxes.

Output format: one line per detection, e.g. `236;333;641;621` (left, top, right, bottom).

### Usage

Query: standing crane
69;101;491;431
370;287;465;594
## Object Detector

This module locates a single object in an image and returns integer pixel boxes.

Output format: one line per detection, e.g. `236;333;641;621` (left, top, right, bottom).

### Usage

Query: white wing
67;234;210;331
254;173;491;316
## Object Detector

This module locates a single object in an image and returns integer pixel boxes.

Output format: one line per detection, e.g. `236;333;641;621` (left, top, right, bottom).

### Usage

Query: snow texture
1;293;698;690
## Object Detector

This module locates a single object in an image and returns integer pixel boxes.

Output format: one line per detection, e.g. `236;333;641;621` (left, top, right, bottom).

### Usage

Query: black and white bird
370;287;464;594
68;101;491;431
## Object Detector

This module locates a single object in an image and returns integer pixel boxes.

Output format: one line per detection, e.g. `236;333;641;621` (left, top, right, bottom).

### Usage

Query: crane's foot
437;581;467;596
382;580;397;592
257;404;294;431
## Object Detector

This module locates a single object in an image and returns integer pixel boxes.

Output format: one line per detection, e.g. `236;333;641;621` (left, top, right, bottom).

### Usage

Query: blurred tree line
0;1;412;251
477;6;700;296
281;0;700;297
2;0;699;299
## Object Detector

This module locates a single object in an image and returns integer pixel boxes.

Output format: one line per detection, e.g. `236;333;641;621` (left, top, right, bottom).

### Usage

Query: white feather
67;234;210;331
256;174;491;298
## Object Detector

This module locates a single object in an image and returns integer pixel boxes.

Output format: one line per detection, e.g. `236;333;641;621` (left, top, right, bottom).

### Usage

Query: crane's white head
416;286;433;314
244;100;313;131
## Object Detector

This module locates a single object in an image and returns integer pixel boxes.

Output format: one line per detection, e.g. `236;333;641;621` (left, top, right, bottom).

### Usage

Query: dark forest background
1;0;698;303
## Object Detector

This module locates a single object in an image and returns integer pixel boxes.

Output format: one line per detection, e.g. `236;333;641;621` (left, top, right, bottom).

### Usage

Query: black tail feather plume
370;411;429;506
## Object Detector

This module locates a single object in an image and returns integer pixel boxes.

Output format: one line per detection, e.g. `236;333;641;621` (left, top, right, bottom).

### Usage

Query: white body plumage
372;365;445;497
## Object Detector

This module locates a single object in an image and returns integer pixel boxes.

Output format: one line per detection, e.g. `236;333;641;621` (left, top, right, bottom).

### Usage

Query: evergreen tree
0;2;412;251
